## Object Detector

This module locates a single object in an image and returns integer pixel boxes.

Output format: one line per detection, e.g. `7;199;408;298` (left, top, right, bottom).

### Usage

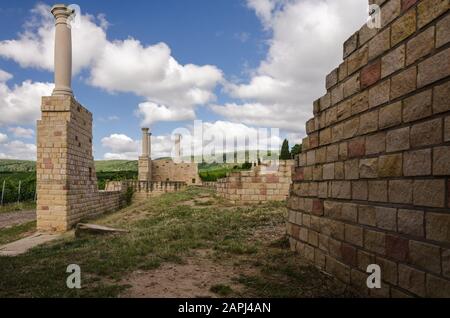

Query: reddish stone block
402;0;418;12
41;206;49;211
293;167;304;181
43;158;52;164
54;131;62;137
44;164;54;169
312;200;324;216
291;224;300;239
266;175;279;183
386;234;409;261
361;60;381;89
341;243;358;267
348;138;366;158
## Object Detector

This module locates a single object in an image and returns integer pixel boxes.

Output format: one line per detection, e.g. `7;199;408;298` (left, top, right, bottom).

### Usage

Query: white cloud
0;132;7;144
214;0;368;134
0;140;37;160
0;3;107;74
101;134;139;153
136;102;196;126
0;71;53;126
0;4;223;125
7;126;34;139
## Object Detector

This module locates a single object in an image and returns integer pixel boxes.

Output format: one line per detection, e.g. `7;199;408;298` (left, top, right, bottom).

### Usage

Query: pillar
51;4;74;96
175;133;181;161
142;128;149;157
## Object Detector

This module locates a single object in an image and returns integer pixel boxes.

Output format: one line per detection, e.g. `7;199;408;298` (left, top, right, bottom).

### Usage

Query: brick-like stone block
364;229;386;255
343;73;360;98
426;274;450;298
376;207;397;231
433;81;450;114
403;149;432;176
389;179;413;204
331;181;352;199
398;264;426;297
445;116;450;142
386;234;409;261
417;48;450;88
344;32;358;59
347;46;368;75
360;158;379;179
351;91;369;115
359;205;376;226
414;179;446;208
409;240;441;274
366;132;386;155
402;0;418;12
323;163;335;180
359;110;379;135
390;66;417;99
443;249;450;278
427;212;450;243
376;256;398;285
326;68;339;90
345;224;363;247
368;180;388;202
433;146;450;175
335;161;345;180
436;12;450;47
410;118;442;148
403;89;432;123
369;79;390;108
379;154;403;177
417;0;450;28
386;127;410;152
345;159;360;180
406;26;435;65
343;117;360;139
382;44;405;78
361;60;382;89
379;102;402;129
398;209;424;237
368;27;390;60
352;180;368;200
348;137;366;158
381;0;402;28
392;9;416;46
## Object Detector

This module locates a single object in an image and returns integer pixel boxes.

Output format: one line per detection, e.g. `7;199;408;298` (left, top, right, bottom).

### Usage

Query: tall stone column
142;128;149;157
175;134;181;161
51;4;73;96
148;132;152;158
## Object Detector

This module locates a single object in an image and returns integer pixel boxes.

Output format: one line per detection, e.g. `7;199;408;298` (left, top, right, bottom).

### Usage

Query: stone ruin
287;0;450;297
215;160;294;204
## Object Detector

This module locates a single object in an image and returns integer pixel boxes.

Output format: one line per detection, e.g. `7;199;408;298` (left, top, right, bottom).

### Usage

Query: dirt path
0;210;36;229
120;249;256;298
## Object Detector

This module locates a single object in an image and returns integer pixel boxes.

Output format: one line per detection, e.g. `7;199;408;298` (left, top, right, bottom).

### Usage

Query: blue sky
0;0;368;160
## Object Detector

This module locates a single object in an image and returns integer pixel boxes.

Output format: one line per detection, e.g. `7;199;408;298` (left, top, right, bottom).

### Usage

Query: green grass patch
210;284;233;296
0;221;36;245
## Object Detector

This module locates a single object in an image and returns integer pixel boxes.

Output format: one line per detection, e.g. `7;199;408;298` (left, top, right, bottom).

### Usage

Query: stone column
51;4;74;96
142;128;149;157
175;134;181;160
148;132;152;158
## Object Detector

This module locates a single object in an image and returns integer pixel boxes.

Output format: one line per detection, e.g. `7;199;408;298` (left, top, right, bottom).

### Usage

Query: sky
0;0;368;160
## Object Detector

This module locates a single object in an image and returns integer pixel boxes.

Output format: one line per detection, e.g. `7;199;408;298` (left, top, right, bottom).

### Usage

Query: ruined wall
37;96;126;232
287;0;450;297
138;156;152;182
151;159;201;185
126;180;187;200
216;160;294;204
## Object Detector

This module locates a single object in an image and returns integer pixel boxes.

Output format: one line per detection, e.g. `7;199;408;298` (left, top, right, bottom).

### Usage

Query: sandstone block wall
287;0;450;297
151;159;201;185
138;156;152;182
216;160;294;204
37;96;126;232
126;180;187;200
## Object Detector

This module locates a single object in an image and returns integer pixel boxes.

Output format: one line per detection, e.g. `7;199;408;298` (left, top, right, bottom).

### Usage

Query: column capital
51;4;73;24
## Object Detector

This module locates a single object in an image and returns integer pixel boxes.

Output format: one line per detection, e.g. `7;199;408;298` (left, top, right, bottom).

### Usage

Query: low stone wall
287;0;450;297
216;160;294;204
125;180;187;200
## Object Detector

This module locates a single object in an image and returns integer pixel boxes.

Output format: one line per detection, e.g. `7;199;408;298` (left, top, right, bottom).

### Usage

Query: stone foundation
216;160;294;204
36;96;127;232
287;0;450;297
151;159;201;185
126;181;187;200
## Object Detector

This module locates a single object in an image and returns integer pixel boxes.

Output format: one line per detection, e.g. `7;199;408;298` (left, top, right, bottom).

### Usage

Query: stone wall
37;96;127;232
151;159;201;185
287;0;450;297
125;180;187;200
216;160;294;204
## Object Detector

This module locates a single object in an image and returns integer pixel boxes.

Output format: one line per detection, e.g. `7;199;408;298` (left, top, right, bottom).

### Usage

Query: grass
0;187;355;298
0;202;36;214
0;221;36;245
210;284;233;296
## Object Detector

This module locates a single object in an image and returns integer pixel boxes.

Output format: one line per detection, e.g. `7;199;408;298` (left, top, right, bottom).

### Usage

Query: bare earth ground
0;210;36;229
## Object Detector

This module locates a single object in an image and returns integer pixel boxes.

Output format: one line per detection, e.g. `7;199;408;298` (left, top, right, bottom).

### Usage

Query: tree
279;139;291;160
290;144;302;158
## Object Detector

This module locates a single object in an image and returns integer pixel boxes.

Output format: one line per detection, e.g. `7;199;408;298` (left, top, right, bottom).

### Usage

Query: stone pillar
142;128;149;157
175;134;181;161
51;4;73;97
148;132;152;158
